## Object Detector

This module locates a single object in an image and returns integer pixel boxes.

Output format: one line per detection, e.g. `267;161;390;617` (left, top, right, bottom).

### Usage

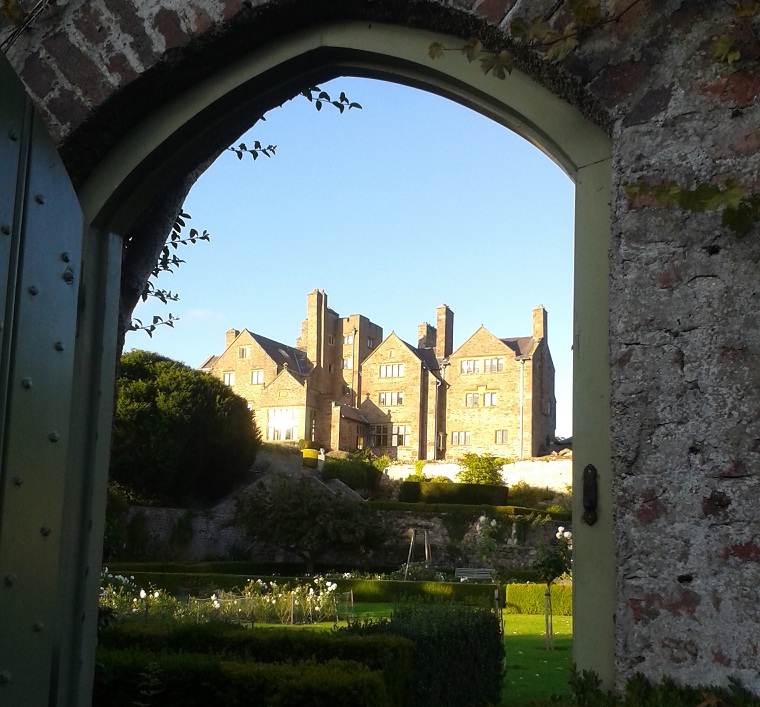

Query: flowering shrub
99;569;341;626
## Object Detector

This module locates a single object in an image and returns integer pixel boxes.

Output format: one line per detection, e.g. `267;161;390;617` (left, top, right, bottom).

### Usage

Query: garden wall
124;497;564;572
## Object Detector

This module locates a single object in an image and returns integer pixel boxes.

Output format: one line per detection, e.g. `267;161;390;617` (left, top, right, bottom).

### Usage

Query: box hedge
94;649;389;707
369;500;571;521
341;603;504;707
99;623;412;705
399;481;509;506
504;582;572;616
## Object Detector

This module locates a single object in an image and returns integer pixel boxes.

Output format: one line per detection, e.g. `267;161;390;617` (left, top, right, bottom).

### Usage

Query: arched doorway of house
3;20;613;705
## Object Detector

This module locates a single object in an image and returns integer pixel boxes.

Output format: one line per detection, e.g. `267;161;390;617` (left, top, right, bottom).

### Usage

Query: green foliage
340;603;504;707
533;538;572;587
337;578;495;606
370;499;570;522
94;649;389;707
110;351;261;506
321;456;382;492
508;480;571;512
99;623;412;706
504;583;572;615
235;474;396;571
456;453;507;485
560;668;760;706
414;459;426;476
625;179;759;235
372;454;393;473
399;479;509;505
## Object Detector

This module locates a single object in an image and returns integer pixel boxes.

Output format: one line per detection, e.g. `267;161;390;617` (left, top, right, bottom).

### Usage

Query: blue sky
127;76;575;436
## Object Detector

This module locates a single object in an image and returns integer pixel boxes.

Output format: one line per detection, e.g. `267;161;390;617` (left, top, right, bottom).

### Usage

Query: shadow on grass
501;614;573;706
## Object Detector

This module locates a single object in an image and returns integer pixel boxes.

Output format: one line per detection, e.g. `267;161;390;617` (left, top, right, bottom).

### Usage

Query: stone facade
4;0;760;694
203;293;554;460
201;290;382;448
445;306;555;459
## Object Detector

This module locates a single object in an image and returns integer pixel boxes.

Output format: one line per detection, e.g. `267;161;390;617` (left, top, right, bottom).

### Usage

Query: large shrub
341;602;504;707
235;473;397;573
94;649;389;707
456;453;508;485
110;350;261;506
99;623;412;706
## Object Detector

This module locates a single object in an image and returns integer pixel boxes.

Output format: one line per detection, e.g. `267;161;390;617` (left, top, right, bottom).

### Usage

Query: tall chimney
417;322;436;349
532;305;547;342
226;329;240;348
435;305;454;359
306;289;327;368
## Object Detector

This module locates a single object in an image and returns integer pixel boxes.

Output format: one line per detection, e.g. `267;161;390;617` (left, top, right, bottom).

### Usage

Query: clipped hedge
107;561;398;576
342;603;504;707
399;481;509;506
337;578;498;605
94;649;389;707
100;622;412;706
321;457;382;490
369;500;571;521
504;583;572;616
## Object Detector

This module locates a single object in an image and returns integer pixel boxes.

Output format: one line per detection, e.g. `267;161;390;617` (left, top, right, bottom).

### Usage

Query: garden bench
454;568;494;583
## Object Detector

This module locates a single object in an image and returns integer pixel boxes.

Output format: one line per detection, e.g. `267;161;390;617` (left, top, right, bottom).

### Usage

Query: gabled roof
337;404;368;424
199;354;219;370
450;325;538;361
249;332;311;375
500;336;536;359
361;331;442;380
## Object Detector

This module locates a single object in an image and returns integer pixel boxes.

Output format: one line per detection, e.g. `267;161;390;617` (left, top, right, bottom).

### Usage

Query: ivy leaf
428;41;445;59
545;25;579;61
569;0;601;26
714;33;740;64
509;17;530;42
719;179;748;210
479;50;514;79
461;37;483;62
722;199;758;235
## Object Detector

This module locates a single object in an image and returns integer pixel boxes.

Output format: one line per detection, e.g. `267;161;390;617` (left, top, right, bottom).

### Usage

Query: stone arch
75;18;615;688
3;1;759;702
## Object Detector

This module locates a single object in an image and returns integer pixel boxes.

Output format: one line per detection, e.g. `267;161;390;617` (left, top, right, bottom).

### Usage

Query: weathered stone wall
127;496;563;570
3;0;759;693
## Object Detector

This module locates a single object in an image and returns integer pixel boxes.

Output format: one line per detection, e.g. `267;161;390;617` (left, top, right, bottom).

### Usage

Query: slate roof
249;332;311;375
398;338;444;381
199;354;219;370
500;336;536;359
338;404;368;424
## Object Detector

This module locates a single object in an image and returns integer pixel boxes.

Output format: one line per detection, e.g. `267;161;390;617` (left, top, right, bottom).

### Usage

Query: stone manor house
201;290;555;461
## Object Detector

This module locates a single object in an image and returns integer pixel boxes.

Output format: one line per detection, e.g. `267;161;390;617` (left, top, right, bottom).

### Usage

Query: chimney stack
435;305;454;359
532;305;547;342
417;322;436;349
226;329;240;347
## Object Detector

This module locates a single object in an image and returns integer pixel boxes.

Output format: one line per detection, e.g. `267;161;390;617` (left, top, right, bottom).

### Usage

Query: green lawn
502;614;573;706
